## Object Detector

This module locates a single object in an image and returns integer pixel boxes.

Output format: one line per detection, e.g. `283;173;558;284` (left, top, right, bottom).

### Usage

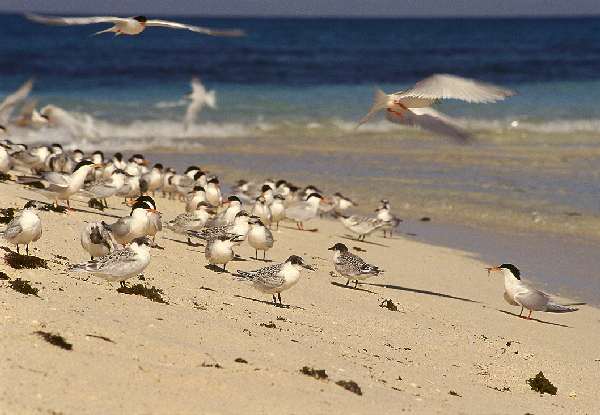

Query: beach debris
420;217;431;222
487;386;510;392
568;391;577;398
352;246;367;252
2;247;48;269
526;371;557;395
85;334;115;343
234;358;248;364
87;198;105;211
336;380;362;396
38;203;68;214
448;390;461;397
380;299;398;311
260;321;277;329
0;207;16;224
200;362;222;369
0;172;11;181
34;331;72;351
8;278;39;296
300;366;329;380
117;284;168;304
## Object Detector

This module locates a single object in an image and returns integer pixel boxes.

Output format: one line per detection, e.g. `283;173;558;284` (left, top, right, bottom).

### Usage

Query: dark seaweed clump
2;247;48;269
234;358;248;364
88;198;105;211
527;372;557;395
0;271;9;280
380;299;398;311
0;207;15;224
38;203;68;214
34;331;72;350
9;278;39;296
449;390;462;397
117;284;168;304
260;321;277;329
336;380;362;395
300;366;329;380
0;172;11;181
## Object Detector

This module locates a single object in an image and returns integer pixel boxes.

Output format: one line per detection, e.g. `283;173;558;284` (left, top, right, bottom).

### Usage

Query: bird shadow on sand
279;225;319;232
20;197;123;219
233;294;305;310
330;281;377;294
496;309;572;328
162;237;203;247
365;282;479;304
232;255;249;262
339;235;390;248
205;264;230;274
250;257;274;263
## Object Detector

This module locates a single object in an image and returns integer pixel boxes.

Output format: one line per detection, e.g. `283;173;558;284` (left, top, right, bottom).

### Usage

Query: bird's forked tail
546;302;578;313
357;88;389;127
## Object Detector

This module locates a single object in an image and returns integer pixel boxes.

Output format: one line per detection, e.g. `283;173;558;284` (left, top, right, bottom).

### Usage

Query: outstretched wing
385;107;473;144
0;79;34;124
145;19;244;37
393;74;515;103
26;14;128;25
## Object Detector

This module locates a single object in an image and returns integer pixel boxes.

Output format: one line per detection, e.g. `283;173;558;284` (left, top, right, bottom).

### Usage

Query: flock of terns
0;13;580;318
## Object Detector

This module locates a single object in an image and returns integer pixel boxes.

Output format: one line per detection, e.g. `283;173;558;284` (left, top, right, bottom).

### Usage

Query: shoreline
2;180;599;414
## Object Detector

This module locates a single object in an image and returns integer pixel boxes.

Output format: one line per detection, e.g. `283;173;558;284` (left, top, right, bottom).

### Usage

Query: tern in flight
26;14;245;37
358;74;515;143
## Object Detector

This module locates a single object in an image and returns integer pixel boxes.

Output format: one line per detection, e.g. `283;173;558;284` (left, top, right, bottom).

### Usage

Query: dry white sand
1;180;599;414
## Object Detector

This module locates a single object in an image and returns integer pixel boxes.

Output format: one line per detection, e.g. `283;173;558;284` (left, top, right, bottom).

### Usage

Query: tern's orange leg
527;310;532;320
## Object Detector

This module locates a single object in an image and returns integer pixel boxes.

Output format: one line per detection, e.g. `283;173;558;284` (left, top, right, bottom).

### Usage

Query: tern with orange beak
486;263;578;319
358;74;515;143
26;14;245;37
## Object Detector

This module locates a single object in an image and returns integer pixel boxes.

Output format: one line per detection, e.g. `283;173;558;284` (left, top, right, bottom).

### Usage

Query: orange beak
485;266;501;277
94;163;104;169
147;208;159;214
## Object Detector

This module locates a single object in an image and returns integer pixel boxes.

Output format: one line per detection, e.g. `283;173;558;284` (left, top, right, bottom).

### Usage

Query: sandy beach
1;179;599;414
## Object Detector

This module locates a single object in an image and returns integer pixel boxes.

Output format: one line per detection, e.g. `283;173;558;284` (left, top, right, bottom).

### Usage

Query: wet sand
1;180;599;414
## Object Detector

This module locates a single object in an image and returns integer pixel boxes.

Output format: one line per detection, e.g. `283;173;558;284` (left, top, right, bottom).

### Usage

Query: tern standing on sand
328;243;382;288
359;74;515;142
1;201;42;256
235;255;314;306
70;237;152;288
26;14;245;37
487;264;578;319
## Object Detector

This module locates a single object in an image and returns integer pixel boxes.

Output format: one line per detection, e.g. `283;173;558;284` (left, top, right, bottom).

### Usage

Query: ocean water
2;14;600;302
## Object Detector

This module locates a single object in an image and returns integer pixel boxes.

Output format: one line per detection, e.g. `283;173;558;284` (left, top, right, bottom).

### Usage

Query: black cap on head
92;150;104;157
73;159;94;172
135;195;156;210
133;16;148;23
113;152;123;161
51;143;63;149
130;201;149;213
307;192;323;199
228;195;241;202
235;211;249;218
154;163;163;170
185;166;200;174
193;185;205;192
0;125;6;132
208;177;219;184
287;255;304;265
499;263;521;279
261;184;272;193
196;201;211;209
328;243;348;252
193;170;205;181
73;149;83;154
275;180;287;188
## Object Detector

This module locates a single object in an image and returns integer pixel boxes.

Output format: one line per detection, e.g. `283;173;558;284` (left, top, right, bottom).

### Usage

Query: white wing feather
0;79;34;124
394;74;515;103
385;107;473;143
26;13;129;25
145;19;244;37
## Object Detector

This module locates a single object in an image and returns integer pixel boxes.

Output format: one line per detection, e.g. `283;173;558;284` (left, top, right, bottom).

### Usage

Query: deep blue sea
1;14;600;138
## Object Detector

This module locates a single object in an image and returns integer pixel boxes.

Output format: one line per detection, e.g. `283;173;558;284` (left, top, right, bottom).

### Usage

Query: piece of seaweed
300;366;329;380
117;284;168;304
34;331;72;351
336;380;362;395
527;372;557;395
380;299;398;311
8;278;39;296
3;249;48;269
0;207;15;224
